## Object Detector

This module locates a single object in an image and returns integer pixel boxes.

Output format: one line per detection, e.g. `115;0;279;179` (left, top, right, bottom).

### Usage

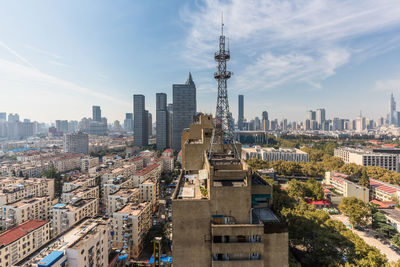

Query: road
331;215;400;262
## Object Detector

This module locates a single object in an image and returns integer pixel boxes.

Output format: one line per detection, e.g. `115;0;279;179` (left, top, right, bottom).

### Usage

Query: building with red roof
324;171;369;202
305;199;331;209
370;178;400;202
0;220;50;266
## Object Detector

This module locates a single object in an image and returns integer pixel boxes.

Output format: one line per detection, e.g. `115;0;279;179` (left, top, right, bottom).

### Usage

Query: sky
1;0;400;124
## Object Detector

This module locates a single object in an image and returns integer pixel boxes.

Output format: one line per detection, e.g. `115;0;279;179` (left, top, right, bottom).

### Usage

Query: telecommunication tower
209;16;240;159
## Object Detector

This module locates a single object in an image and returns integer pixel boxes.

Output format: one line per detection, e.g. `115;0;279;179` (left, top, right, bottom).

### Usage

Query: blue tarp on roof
53;203;66;208
37;251;64;267
148;256;173;263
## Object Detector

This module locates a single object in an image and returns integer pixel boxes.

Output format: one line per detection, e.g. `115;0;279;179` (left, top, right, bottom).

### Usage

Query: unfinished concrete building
172;114;288;267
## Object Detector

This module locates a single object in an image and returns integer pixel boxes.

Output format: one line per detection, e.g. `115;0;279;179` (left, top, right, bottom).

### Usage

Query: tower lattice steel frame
209;19;240;159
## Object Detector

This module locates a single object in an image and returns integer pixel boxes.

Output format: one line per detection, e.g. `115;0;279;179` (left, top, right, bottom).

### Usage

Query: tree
339;197;371;227
358;168;370;188
305;178;324;200
340;164;363;181
42;167;63;198
287;179;307;200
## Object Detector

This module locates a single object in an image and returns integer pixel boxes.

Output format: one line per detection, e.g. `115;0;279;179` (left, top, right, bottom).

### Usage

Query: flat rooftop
177;173;203;200
383;209;400;223
117;202;151;216
252;208;280;224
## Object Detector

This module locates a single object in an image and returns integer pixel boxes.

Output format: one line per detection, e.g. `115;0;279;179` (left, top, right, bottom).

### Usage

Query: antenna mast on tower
209;15;240;159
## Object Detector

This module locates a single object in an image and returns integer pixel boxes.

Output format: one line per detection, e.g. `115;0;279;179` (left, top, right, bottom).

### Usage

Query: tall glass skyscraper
238;95;244;130
156;93;169;150
133;94;148;147
92;106;101;122
172;73;196;151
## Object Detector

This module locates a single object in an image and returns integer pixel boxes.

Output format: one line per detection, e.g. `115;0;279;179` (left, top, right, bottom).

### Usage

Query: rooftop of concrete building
336;147;399;156
53;198;96;211
382;208;400;222
17;218;106;266
111;188;138;198
176;172;205;200
242;146;307;154
117;201;151;216
8;196;48;208
135;163;160;176
0;220;48;246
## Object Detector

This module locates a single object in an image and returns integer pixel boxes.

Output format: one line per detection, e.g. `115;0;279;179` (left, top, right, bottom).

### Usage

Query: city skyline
1;1;400;122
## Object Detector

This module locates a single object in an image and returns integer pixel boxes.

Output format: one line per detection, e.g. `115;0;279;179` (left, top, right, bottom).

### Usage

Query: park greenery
248;142;400;187
338;197;371;227
266;181;391;266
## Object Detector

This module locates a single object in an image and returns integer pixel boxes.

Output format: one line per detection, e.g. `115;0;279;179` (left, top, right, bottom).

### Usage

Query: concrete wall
172;199;211;267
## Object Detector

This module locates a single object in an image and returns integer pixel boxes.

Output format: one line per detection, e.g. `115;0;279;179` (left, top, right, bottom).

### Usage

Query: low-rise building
139;181;158;211
0;178;54;205
61;186;99;203
242;146;309;162
1;196;52;229
132;162;161;187
382;209;400;233
334;147;400;172
324;171;369;202
80;156;100;172
111;202;152;259
370;178;400;202
106;188;139;215
18;218;110;267
0;220;51;266
160;149;174;172
52;198;99;235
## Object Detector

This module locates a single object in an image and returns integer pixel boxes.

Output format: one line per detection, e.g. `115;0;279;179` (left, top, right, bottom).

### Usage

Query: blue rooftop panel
37;251;64;267
53;203;66;208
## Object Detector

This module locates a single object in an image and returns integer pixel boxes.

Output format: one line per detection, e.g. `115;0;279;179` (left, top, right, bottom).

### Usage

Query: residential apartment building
111;202;152;259
61;186;99;204
242;146;309;162
106;188;139;215
160;148;174;172
324;171;369;202
19;218;109;267
139;181;158;211
1;196;52;229
132;162;161;187
52;198;99;235
63;132;89;154
334;147;400;172
0;178;54;205
0;220;51;266
80;156;100;172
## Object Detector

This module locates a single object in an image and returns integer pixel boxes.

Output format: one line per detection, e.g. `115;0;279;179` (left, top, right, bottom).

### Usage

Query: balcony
212;242;263;254
212;254;262;267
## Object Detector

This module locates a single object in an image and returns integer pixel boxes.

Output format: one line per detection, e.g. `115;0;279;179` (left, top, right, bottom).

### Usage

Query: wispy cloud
180;0;400;92
0;42;129;108
374;76;400;92
0;41;36;69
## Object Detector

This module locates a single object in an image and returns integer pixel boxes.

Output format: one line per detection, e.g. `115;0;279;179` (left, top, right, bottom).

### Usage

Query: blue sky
1;0;400;123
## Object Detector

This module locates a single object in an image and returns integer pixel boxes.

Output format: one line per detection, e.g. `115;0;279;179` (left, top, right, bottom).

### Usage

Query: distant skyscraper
316;108;326;129
262;111;269;131
172;73;196;151
124;113;134;132
92;106;101;122
238;95;244;130
56;120;68;134
148;112;152;136
64;132;89;154
390;93;397;125
156;93;169;150
134;95;148;147
0;112;6;122
307;110;316;121
8;113;19;123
